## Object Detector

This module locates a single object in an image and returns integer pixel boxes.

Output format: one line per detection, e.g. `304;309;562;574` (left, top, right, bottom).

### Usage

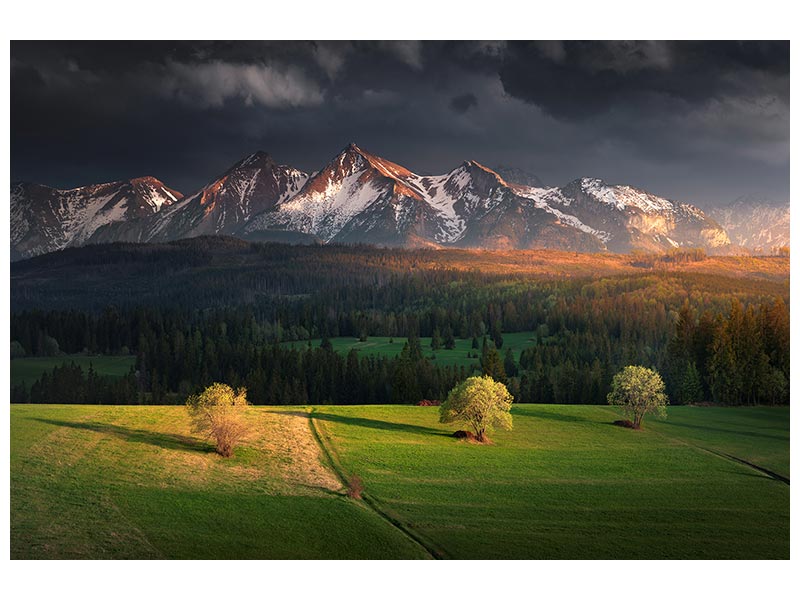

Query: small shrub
186;383;249;458
346;474;364;499
417;399;441;406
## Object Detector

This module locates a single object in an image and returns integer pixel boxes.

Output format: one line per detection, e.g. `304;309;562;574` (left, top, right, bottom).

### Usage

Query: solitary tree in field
607;366;668;429
186;382;249;457
440;375;513;442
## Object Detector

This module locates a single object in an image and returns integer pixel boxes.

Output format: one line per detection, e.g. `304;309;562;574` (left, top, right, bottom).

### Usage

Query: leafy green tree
607;366;668;429
10;340;26;359
186;383;249;457
439;375;513;442
40;334;60;357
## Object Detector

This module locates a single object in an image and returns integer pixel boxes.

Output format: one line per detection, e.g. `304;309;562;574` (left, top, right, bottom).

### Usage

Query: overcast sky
10;40;789;208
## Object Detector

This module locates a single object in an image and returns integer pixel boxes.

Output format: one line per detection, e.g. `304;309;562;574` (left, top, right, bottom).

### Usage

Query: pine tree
320;335;333;351
490;321;504;349
481;338;507;383
676;361;703;405
443;326;456;350
431;328;442;351
503;348;518;378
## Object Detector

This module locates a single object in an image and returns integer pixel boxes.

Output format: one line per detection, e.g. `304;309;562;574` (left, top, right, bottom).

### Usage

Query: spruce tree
431;328;442;351
481;339;507;383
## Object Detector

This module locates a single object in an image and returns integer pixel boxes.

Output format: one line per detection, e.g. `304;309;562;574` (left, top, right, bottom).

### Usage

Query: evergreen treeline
666;297;789;405
11;362;139;405
11;336;467;406
10;241;789;406
11;291;788;406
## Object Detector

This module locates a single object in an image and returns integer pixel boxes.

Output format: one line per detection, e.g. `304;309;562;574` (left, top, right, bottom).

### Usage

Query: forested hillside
10;238;789;406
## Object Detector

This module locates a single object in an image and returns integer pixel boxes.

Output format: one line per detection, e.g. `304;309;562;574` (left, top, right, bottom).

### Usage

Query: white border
2;2;796;598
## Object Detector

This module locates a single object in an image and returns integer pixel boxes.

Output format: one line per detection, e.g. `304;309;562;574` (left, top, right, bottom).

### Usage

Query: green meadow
313;404;789;559
281;332;539;368
10;404;789;559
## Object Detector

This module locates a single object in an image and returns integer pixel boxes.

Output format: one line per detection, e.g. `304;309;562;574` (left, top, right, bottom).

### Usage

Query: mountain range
704;196;790;254
10;143;788;260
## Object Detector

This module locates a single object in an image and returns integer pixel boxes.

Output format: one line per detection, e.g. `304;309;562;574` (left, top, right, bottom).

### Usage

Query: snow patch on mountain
277;171;386;241
580;178;674;213
13;145;737;259
515;186;612;243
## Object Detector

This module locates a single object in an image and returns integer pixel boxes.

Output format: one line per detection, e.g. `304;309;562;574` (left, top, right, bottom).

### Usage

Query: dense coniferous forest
10;238;790;406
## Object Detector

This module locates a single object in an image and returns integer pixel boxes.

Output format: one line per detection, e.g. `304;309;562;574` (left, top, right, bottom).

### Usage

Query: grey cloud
10;41;789;208
312;41;353;80
449;93;478;114
380;41;425;70
499;41;789;119
159;60;324;108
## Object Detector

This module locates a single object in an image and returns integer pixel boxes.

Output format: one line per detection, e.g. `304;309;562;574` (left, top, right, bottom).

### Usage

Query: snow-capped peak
12;145;735;259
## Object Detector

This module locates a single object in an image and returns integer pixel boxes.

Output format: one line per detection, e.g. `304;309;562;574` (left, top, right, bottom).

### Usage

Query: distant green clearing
281;331;539;367
11;355;136;388
10;404;788;559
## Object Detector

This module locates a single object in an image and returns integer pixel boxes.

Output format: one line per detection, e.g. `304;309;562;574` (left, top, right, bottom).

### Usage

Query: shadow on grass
272;410;451;437
515;409;592;424
658;420;788;442
30;418;210;452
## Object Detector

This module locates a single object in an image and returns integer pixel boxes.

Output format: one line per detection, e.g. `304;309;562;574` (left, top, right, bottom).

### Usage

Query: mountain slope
88;152;308;245
245;146;600;249
12;145;738;258
514;178;730;253
246;144;451;246
706;197;789;253
11;177;182;260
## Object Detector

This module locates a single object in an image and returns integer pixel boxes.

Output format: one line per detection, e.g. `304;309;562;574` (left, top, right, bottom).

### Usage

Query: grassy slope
11;404;789;559
11;355;136;388
10;405;429;559
314;404;789;559
282;331;537;368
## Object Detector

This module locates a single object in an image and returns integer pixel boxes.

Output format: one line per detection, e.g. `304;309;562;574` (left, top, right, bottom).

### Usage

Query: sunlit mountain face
12;143;741;259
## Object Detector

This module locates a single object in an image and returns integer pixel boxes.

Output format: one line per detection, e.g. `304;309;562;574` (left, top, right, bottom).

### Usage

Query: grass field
11;355;136;388
10;404;789;559
315;404;789;559
281;332;538;368
10;405;428;559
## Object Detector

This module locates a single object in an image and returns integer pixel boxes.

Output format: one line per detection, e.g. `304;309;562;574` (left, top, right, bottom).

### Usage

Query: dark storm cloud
449;93;479;114
497;41;789;119
10;41;789;206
